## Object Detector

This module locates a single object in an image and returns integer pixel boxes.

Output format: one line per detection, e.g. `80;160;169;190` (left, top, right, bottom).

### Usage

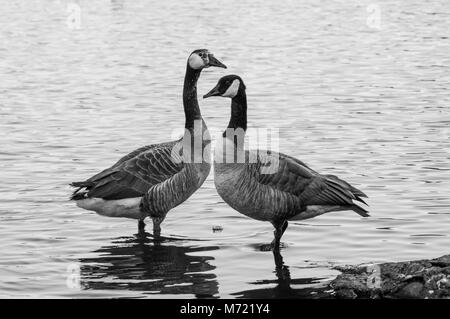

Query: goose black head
203;75;246;99
188;49;227;70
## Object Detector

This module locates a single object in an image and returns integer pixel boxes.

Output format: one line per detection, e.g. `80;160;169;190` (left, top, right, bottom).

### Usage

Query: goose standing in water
204;75;368;251
70;49;226;235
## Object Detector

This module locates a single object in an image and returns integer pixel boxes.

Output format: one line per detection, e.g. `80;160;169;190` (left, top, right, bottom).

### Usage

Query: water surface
0;0;449;298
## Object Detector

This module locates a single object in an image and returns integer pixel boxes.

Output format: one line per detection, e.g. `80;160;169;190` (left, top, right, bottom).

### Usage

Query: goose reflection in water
233;250;332;299
78;233;220;298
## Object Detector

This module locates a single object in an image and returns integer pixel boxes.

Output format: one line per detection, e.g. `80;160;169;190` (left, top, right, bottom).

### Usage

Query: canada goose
204;75;369;251
70;49;226;235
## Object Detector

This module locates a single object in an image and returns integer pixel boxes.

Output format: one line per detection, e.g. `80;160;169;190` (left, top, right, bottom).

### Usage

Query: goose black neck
183;65;202;129
223;88;247;138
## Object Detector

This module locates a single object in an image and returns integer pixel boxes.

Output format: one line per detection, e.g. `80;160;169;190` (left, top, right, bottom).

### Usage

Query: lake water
0;0;449;298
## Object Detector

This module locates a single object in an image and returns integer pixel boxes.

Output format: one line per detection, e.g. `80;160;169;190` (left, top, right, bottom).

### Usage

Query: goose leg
138;219;146;232
281;220;288;236
152;217;162;238
273;248;284;269
271;220;288;251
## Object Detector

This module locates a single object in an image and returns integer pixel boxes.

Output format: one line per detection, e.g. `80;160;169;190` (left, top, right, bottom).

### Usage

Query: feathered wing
255;151;369;217
70;141;184;200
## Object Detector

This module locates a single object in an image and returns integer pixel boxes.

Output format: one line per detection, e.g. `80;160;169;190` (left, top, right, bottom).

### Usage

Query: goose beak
203;84;221;99
207;54;227;69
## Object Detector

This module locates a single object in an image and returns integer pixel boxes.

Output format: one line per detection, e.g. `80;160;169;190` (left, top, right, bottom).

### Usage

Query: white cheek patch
188;53;205;69
222;79;240;98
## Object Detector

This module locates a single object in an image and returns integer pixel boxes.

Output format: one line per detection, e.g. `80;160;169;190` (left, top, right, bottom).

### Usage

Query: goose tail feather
69;181;92;200
351;204;370;217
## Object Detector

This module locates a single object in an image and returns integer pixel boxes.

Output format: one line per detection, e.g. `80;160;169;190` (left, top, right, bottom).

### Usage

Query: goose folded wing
257;153;363;207
257;153;316;194
83;141;176;183
74;144;183;200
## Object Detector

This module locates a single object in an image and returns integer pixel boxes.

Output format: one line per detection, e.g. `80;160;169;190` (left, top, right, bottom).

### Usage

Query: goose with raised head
70;49;226;235
204;75;369;251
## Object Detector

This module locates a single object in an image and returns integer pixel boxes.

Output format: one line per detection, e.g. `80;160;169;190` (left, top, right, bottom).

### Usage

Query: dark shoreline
325;254;450;299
